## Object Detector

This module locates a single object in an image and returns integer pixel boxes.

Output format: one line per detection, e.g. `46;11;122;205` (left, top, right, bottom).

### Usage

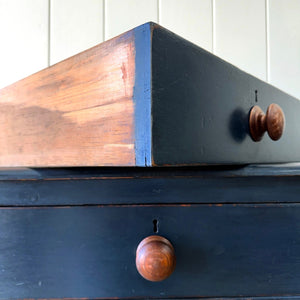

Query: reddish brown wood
249;104;285;142
0;33;136;167
136;235;176;282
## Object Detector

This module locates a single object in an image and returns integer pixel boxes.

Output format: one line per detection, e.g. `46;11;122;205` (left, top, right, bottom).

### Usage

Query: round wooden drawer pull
249;103;285;142
136;235;176;282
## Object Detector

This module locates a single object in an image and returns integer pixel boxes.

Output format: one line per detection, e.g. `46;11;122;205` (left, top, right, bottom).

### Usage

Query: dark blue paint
1;205;300;298
1;166;300;298
151;24;300;165
133;23;152;166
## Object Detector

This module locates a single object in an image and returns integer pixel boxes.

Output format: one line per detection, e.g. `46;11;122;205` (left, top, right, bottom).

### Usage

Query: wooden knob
249;103;285;142
136;235;176;282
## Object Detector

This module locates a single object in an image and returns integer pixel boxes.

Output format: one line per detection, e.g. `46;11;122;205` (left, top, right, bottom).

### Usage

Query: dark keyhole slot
255;90;258;102
153;219;159;233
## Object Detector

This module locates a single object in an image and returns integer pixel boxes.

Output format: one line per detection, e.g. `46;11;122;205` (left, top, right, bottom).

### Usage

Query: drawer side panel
0;31;136;167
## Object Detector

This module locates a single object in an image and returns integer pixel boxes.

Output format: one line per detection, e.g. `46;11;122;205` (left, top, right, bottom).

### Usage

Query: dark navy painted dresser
0;165;300;299
0;22;299;299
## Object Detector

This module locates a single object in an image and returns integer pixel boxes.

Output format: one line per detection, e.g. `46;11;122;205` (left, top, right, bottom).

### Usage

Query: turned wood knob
249;104;285;142
136;235;176;282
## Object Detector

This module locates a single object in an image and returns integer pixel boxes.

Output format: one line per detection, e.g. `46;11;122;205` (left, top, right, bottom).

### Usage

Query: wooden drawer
0;19;299;300
1;204;300;299
0;22;300;167
0;166;300;299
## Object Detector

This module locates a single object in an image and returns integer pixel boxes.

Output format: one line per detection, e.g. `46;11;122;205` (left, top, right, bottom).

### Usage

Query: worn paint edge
133;22;152;166
1;203;300;209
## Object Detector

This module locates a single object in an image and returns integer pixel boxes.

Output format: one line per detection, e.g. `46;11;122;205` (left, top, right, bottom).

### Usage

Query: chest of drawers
0;22;300;299
0;166;300;299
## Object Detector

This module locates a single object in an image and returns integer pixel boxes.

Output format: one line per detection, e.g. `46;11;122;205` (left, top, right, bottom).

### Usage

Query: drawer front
1;205;299;299
151;24;300;166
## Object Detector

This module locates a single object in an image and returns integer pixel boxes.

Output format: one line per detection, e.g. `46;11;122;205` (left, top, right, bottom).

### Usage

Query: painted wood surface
0;166;300;298
151;24;300;166
0;30;136;167
155;298;300;300
0;204;299;298
1;165;300;206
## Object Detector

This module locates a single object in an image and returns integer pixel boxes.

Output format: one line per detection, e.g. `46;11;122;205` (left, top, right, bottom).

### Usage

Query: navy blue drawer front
0;166;300;299
0;204;300;299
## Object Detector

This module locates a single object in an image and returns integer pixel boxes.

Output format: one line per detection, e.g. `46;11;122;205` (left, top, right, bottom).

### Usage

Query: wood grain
249;104;285;142
136;235;176;281
0;31;136;167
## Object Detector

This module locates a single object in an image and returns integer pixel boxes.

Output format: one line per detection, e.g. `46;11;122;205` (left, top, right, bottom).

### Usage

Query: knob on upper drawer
136;235;176;282
249;103;285;142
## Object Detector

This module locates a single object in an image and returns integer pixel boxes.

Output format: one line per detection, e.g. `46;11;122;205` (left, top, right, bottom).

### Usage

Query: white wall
0;0;299;99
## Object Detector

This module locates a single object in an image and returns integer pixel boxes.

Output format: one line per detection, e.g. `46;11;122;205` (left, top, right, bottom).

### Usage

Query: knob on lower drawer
136;235;176;282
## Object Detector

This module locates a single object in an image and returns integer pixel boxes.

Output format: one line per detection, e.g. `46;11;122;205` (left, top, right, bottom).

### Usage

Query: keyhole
255;90;258;102
153;219;159;233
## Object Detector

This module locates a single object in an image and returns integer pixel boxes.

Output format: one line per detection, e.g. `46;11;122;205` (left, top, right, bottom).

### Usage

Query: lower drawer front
1;205;299;299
